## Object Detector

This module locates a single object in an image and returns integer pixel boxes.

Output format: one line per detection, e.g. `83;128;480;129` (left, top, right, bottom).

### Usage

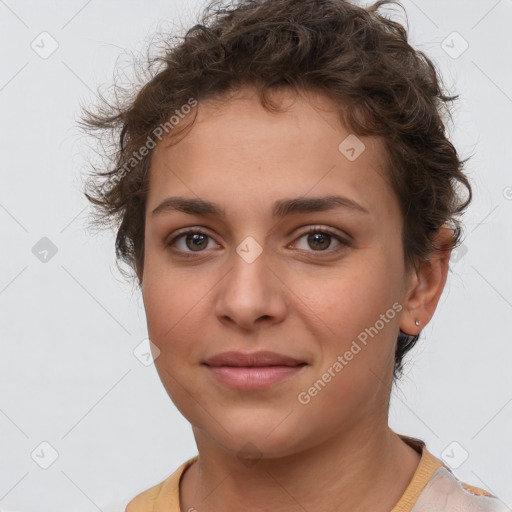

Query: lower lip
205;365;306;389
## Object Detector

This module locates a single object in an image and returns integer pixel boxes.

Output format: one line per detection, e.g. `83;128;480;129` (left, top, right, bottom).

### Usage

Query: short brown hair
80;0;472;379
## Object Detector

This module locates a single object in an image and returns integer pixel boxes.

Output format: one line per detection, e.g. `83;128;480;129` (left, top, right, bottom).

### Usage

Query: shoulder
414;466;508;511
125;456;198;512
125;480;164;511
461;481;496;497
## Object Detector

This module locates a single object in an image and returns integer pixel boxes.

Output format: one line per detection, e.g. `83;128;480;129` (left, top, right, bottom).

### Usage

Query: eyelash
165;226;350;258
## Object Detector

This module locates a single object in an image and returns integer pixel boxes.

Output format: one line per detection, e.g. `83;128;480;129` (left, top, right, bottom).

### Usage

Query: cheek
298;256;401;334
294;257;402;391
143;274;208;420
295;278;399;424
142;255;212;371
142;248;196;342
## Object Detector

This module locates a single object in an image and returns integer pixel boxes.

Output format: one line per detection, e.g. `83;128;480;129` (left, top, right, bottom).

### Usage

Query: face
141;87;413;459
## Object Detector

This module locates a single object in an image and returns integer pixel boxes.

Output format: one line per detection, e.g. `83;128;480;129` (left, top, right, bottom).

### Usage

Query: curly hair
80;0;472;380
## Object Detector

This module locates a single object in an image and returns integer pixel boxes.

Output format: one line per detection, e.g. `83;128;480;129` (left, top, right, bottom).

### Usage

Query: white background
1;0;511;511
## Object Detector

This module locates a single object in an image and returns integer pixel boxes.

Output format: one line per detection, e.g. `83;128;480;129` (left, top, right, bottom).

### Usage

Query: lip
203;351;307;390
204;350;305;367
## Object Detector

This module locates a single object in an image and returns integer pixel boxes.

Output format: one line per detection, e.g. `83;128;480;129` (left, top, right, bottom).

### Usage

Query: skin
140;86;452;512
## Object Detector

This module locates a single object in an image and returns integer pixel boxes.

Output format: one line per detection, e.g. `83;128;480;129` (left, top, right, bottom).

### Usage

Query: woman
82;0;507;510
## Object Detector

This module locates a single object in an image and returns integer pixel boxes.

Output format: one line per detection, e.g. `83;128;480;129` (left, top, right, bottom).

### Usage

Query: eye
165;225;349;257
166;229;220;254
292;226;348;253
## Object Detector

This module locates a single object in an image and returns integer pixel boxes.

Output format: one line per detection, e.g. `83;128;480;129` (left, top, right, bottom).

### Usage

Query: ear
399;227;453;335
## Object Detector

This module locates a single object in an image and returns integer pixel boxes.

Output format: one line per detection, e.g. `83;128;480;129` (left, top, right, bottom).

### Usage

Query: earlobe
400;227;453;335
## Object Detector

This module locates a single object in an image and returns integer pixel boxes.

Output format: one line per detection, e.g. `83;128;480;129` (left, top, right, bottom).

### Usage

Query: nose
214;247;288;333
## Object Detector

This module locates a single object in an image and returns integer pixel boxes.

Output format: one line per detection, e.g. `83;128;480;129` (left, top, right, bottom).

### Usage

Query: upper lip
204;351;306;367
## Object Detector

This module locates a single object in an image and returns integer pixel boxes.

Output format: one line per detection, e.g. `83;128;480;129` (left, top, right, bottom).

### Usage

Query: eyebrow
151;195;370;219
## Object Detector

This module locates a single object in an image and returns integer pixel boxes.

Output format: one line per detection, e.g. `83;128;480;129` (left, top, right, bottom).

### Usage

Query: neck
179;422;421;512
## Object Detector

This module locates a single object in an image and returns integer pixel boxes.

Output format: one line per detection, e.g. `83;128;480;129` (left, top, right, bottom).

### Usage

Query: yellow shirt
125;434;505;511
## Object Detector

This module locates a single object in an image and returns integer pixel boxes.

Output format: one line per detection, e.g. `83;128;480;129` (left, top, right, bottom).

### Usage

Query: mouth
203;351;307;389
204;350;306;367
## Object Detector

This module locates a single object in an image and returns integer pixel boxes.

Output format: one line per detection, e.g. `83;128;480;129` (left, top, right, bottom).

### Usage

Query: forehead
147;87;398;223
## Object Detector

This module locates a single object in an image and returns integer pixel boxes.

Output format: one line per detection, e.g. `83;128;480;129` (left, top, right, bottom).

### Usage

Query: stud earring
415;319;421;326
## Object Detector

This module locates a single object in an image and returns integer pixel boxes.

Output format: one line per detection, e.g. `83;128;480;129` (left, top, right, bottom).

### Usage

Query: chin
195;407;310;460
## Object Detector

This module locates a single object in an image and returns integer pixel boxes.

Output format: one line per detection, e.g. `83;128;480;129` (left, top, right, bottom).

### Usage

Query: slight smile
203;351;308;390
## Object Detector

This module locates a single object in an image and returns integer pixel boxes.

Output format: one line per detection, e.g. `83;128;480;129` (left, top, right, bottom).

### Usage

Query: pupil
187;233;207;251
309;232;330;251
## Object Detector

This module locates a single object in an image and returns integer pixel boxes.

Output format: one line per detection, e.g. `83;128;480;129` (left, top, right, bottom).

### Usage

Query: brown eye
166;229;220;253
305;232;332;251
292;226;349;254
183;232;208;251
